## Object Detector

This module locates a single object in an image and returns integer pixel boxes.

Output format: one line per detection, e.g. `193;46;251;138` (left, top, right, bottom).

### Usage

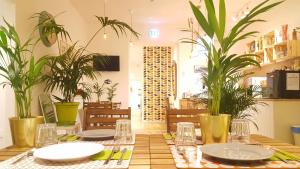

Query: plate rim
76;129;115;138
201;143;274;161
33;142;104;161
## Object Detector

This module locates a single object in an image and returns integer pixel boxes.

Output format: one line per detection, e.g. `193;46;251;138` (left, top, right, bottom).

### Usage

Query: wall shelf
243;55;300;72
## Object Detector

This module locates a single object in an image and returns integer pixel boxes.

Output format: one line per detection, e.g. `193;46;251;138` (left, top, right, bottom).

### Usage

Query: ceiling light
232;16;237;22
149;29;160;39
129;41;133;46
103;33;107;39
244;7;250;15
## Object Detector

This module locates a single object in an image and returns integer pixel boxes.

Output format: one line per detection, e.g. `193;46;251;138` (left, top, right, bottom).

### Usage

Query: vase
9;116;44;147
55;102;79;126
199;114;231;144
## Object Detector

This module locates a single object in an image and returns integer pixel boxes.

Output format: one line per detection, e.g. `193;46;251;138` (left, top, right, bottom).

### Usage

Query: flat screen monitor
93;55;120;71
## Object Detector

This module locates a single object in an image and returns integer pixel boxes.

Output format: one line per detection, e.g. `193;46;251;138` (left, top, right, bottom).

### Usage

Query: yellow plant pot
199;114;231;144
55;102;79;126
9;116;44;147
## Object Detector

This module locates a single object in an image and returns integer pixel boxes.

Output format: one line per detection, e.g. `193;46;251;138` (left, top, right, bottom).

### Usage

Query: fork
117;148;128;165
104;146;120;165
177;146;189;164
11;149;35;164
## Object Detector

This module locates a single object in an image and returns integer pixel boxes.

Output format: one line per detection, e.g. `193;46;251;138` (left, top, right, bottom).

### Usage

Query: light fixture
232;16;238;22
232;1;252;22
244;7;250;15
149;28;160;39
129;41;134;46
129;10;134;45
103;0;107;40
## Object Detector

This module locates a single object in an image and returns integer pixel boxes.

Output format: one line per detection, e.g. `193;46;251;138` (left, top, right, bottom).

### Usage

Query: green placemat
91;150;132;160
58;134;80;142
268;149;300;161
163;133;176;140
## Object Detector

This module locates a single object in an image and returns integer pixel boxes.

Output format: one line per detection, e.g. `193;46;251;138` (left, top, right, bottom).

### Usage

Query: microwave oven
266;70;300;98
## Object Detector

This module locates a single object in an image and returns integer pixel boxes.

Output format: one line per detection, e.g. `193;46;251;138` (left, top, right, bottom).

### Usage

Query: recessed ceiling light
232;16;237;22
149;29;160;39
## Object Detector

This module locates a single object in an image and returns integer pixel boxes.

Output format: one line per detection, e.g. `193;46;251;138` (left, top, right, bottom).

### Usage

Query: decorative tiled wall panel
143;46;172;121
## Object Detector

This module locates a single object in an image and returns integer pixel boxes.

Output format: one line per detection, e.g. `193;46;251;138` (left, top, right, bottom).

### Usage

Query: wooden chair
166;109;207;133
83;107;131;130
83;102;112;109
112;102;122;109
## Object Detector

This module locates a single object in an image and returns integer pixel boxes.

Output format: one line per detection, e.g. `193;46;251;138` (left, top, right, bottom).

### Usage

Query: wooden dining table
1;134;300;169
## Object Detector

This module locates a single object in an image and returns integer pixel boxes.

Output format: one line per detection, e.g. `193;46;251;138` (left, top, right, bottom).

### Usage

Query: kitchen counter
255;98;300;101
250;99;300;144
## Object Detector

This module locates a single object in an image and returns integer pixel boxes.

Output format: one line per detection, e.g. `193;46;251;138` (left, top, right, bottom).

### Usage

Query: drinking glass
230;119;250;143
35;123;58;147
175;122;196;146
114;119;132;143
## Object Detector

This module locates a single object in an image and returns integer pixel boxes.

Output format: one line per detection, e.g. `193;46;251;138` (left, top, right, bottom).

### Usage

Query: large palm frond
187;0;283;115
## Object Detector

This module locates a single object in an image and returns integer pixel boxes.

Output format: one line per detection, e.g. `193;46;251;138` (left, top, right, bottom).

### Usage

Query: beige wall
0;0;16;148
15;0;89;116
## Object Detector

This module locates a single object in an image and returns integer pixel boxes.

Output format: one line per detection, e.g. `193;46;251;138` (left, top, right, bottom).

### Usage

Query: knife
104;146;120;165
117;148;128;165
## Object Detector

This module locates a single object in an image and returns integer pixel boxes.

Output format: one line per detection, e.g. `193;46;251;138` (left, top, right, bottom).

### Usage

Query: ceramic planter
199;114;231;144
54;102;79;125
9;116;44;147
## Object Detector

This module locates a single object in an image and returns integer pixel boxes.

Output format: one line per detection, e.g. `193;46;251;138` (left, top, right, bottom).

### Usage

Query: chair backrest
83;102;112;109
166;109;207;133
112;102;122;109
83;107;131;130
39;94;56;123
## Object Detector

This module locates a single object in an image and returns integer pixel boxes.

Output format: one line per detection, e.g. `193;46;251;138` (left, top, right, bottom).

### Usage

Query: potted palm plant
0;20;46;147
188;0;282;144
107;83;118;102
42;14;139;125
93;79;111;102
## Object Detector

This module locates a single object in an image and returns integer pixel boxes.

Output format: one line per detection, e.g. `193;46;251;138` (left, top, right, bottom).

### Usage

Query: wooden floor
131;108;167;134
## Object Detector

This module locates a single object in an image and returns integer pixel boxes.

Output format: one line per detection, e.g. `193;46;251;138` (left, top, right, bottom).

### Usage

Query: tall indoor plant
42;14;139;125
188;0;282;143
0;20;46;147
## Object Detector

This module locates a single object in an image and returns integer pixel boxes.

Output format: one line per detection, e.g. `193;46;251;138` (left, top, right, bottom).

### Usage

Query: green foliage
93;79;111;102
77;82;93;102
40;13;140;102
32;12;71;42
107;83;118;102
220;81;266;128
85;16;140;49
0;19;46;118
43;44;96;102
188;0;283;115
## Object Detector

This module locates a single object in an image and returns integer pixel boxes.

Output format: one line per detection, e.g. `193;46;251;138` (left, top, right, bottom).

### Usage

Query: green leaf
204;0;221;41
189;1;214;37
219;0;226;39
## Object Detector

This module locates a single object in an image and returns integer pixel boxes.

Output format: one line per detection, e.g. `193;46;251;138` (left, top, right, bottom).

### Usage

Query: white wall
0;0;16;148
231;0;300;54
15;0;89;115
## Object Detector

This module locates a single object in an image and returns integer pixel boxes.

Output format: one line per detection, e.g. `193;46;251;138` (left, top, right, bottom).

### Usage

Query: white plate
33;142;104;162
201;143;274;161
77;129;115;139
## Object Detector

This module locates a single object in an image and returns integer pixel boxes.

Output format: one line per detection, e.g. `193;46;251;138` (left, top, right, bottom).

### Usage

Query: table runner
169;145;300;168
0;145;133;169
61;134;136;145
